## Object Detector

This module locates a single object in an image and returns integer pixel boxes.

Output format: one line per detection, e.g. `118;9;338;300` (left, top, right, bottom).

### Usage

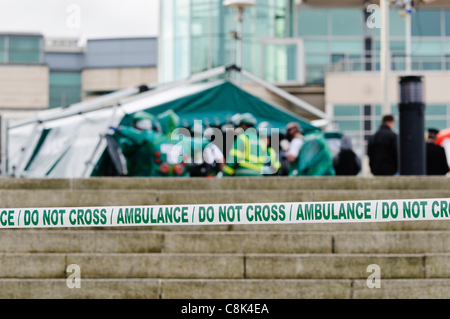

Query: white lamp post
223;0;256;87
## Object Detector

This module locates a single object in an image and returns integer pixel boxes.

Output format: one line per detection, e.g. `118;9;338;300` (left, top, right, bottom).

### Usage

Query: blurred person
258;122;281;176
368;115;398;176
190;124;225;177
285;122;304;164
333;135;361;176
111;110;191;177
223;113;268;177
426;128;449;176
289;132;335;177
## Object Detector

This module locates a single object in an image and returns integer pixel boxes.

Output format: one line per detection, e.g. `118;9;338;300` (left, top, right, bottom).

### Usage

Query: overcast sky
0;0;159;41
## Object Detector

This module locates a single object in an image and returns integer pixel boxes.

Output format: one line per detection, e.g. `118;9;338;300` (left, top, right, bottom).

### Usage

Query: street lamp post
223;0;256;87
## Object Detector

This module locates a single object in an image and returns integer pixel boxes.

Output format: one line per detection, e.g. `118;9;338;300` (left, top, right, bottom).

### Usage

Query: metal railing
304;56;450;84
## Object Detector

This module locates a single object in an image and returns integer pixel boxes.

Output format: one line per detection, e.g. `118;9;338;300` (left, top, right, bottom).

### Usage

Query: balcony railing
305;56;450;84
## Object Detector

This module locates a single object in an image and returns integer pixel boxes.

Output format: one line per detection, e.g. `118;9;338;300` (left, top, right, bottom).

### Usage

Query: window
49;72;81;109
334;105;360;117
331;9;363;36
262;38;304;84
264;43;297;83
412;10;441;37
298;9;328;36
8;36;41;63
0;37;5;63
446;10;450;36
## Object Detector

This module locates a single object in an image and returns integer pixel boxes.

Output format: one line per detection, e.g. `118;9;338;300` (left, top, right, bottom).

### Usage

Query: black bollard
398;76;426;176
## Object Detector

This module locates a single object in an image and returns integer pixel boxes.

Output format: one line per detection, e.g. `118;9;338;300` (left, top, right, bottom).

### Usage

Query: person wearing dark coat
333;135;361;176
368;115;398;176
426;128;449;176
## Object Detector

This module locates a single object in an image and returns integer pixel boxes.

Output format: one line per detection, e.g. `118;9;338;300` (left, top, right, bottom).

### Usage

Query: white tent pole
10;66;229;130
240;68;329;120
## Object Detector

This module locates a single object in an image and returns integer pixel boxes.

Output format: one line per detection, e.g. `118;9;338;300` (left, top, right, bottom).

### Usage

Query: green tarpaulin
120;82;317;134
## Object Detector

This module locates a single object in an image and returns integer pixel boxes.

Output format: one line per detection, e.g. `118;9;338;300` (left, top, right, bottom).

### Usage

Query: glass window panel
426;120;447;131
191;0;209;37
264;43;297;83
375;105;382;116
174;38;190;79
426;105;447;116
445;42;450;53
446;10;450;36
174;0;190;38
331;40;363;53
391;105;399;116
8;36;41;63
191;37;209;74
0;36;4;63
412;55;442;71
375;41;406;51
391;41;406;52
412;10;441;37
298;9;328;36
411;41;441;54
331;9;363;36
373;10;407;37
305;54;329;65
49;72;81;109
390;10;406;37
304;40;328;52
336;120;361;131
334;105;360;116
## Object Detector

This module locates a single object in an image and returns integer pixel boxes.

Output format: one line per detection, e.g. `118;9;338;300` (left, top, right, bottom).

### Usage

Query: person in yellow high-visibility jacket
258;122;282;176
223;113;270;177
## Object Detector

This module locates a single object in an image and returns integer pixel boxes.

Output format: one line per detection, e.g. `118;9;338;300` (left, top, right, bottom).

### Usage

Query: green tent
120;81;317;134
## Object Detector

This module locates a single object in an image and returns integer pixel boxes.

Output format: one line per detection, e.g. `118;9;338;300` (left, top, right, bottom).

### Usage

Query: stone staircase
1;177;450;299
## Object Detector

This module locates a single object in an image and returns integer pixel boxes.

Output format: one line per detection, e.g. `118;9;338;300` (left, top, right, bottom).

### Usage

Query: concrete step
1;177;450;191
1;189;450;208
1;253;449;279
5;231;450;254
4;231;450;254
1;279;450;299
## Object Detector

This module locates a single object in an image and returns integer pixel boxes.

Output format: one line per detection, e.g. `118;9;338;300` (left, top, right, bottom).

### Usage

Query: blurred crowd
110;110;339;178
109;110;450;178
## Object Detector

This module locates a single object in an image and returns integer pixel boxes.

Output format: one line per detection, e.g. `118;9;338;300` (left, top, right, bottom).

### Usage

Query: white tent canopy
9;80;223;178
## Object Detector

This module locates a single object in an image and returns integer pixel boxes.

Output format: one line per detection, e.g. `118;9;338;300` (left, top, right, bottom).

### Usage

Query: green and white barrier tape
1;198;450;229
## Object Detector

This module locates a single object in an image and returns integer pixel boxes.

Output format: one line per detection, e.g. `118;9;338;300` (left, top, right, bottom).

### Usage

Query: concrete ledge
157;190;312;205
245;254;425;279
63;177;450;191
0;179;70;190
66;254;244;279
161;279;352;299
352;279;450;299
0;189;448;208
0;231;163;253
334;232;450;254
311;190;450;202
0;279;160;299
1;177;449;191
5;231;450;254
0;254;66;278
163;232;332;254
1;190;158;208
2;279;450;299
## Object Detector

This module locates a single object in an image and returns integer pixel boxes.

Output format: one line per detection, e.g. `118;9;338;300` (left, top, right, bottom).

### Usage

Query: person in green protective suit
111;110;192;177
289;132;336;177
223;113;269;177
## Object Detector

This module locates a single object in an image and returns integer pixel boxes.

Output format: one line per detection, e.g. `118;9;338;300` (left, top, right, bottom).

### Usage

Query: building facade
0;33;158;118
159;0;450;156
